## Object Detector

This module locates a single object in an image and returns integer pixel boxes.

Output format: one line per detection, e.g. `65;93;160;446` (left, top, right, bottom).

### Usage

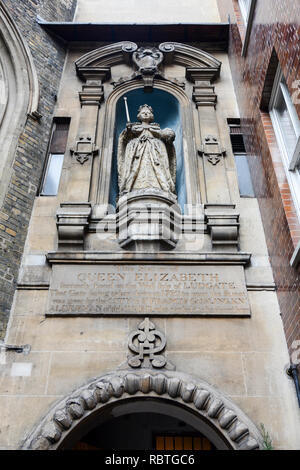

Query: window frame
238;0;257;57
269;65;300;220
233;151;255;198
228;120;255;198
40;152;65;196
39;118;70;197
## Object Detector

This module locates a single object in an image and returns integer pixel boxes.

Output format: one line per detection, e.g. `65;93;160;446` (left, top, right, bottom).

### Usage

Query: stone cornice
46;251;251;265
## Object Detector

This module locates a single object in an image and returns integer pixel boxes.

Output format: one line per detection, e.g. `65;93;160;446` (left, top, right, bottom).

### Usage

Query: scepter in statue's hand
123;97;131;128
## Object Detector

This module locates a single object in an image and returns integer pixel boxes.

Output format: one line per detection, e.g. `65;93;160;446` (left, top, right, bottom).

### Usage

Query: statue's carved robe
117;123;176;195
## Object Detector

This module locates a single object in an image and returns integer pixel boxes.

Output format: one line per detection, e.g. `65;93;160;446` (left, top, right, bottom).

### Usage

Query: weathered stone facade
1;0;300;452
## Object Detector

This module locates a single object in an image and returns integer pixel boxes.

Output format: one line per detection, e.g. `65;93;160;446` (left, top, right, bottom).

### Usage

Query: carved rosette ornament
22;371;262;450
128;317;173;369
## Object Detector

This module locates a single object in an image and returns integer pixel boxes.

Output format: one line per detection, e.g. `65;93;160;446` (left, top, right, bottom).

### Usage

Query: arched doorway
22;370;262;450
63;398;225;450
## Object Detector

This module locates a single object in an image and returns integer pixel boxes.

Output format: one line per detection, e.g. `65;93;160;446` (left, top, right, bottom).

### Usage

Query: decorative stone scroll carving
56;202;92;249
75;41;138;69
159;42;221;70
198;135;226;166
205;204;240;247
132;46;163;90
128;317;173;369
75;41;221;95
22;370;262;450
112;44;183;91
70;136;98;165
75;41;221;72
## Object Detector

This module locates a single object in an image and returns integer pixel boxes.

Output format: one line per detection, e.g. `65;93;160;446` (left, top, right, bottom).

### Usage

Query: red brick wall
217;0;300;353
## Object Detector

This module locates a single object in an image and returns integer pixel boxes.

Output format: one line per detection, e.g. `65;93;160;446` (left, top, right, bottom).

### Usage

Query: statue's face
138;106;154;123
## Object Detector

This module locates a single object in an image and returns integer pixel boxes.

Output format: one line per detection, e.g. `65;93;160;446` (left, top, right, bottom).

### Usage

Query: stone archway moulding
0;1;40;119
22;370;262;450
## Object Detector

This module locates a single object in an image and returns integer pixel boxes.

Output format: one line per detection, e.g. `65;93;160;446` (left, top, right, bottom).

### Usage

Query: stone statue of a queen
117;104;177;196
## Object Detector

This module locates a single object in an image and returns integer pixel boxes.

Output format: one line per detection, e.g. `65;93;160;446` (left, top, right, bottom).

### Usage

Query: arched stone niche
109;88;186;212
97;80;195;213
74;41;222;211
0;3;39;206
57;41;241;250
21;370;262;450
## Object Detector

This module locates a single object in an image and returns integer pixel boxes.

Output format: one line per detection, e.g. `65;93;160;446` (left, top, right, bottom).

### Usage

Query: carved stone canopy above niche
75;41;222;90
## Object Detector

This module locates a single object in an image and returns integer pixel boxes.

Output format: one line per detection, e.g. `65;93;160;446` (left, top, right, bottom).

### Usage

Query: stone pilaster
58;67;110;250
67;66;110;202
187;68;231;204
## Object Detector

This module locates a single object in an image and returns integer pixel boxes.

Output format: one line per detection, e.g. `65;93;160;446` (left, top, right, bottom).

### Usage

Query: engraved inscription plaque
46;264;250;317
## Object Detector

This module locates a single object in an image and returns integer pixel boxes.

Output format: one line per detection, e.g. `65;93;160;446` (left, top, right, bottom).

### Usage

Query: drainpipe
287;364;300;408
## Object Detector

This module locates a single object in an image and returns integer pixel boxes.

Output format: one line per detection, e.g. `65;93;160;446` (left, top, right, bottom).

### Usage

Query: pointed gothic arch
22;370;262;450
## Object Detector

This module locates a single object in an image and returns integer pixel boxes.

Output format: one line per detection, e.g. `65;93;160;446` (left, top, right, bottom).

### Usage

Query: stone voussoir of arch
22;370;262;450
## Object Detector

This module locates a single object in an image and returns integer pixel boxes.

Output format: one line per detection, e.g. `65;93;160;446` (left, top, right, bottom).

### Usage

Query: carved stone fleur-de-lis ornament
127;317;174;369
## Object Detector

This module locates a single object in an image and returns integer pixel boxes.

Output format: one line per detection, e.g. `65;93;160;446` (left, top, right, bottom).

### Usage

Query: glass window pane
274;86;297;160
235;154;255;197
41;153;64;195
50;120;70;154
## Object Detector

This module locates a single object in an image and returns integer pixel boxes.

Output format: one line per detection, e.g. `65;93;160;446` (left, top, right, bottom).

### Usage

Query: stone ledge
46;251;251;265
